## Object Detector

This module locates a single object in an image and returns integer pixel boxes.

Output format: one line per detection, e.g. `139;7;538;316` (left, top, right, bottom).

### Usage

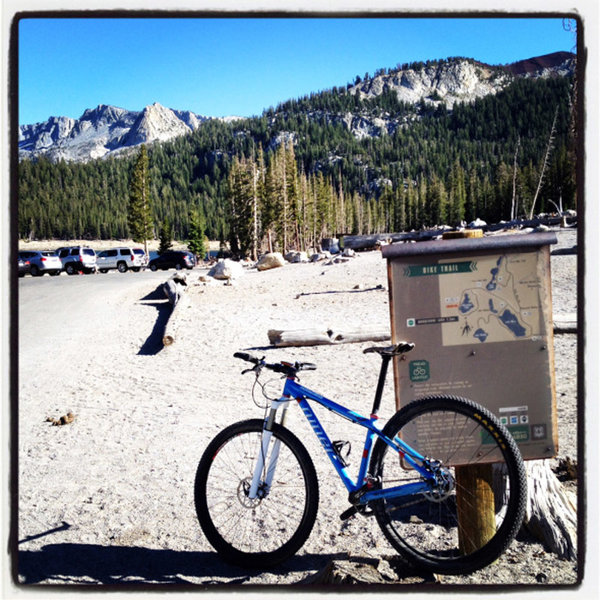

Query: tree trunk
524;460;577;560
511;135;520;220
528;107;558;220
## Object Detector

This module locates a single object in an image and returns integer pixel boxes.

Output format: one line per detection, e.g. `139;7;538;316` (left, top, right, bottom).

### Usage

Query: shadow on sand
137;285;171;356
17;542;342;586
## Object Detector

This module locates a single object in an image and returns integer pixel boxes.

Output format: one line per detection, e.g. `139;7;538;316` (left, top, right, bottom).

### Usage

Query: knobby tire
369;395;527;575
194;419;319;568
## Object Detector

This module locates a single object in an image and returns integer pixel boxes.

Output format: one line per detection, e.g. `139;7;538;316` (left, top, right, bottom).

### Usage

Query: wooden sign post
381;231;558;552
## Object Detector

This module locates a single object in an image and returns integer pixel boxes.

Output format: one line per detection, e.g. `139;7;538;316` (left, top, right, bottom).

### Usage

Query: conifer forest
17;73;578;258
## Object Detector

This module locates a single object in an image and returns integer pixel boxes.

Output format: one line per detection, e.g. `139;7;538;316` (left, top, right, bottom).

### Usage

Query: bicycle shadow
16;542;344;586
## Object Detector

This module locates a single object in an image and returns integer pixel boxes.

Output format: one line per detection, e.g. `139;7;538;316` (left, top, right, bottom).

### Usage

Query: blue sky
18;16;577;125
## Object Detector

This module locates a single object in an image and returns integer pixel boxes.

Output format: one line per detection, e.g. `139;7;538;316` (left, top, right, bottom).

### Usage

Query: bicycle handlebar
233;352;316;377
233;352;261;364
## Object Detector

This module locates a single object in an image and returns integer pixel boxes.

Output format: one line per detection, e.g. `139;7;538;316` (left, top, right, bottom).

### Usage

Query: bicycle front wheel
194;419;319;567
370;395;526;575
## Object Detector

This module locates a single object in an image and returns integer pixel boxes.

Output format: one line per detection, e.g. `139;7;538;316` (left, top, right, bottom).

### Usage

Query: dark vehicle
148;251;194;271
18;255;31;277
18;250;63;276
184;251;197;267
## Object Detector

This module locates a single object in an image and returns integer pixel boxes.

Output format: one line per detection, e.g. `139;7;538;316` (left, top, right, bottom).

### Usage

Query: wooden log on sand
162;273;189;346
269;313;572;347
553;313;577;333
268;326;390;347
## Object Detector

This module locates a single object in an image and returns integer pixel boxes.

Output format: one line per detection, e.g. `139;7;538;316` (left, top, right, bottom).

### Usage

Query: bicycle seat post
371;354;392;416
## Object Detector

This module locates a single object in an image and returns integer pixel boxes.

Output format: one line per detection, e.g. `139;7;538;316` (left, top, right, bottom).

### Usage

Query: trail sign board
382;232;558;461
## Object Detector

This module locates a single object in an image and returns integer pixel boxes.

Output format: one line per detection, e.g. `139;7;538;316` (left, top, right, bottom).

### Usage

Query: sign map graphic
436;253;543;346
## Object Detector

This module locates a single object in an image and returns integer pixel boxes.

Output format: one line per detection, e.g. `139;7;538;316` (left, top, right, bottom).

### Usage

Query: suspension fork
248;398;290;499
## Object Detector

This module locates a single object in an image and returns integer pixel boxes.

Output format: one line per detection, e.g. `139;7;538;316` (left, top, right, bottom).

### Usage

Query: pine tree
158;217;173;255
227;156;255;258
128;145;153;255
187;207;206;261
284;141;301;250
448;159;467;225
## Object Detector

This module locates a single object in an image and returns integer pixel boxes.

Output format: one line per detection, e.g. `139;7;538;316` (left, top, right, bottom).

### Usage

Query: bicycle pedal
340;506;358;521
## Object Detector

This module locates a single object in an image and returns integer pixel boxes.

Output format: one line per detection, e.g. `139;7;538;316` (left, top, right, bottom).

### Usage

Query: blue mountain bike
194;344;526;575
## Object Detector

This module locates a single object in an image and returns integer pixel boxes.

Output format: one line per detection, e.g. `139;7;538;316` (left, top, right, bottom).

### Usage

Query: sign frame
382;232;558;461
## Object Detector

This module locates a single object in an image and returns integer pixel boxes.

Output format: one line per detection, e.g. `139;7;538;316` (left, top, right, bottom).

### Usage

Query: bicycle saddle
363;342;415;356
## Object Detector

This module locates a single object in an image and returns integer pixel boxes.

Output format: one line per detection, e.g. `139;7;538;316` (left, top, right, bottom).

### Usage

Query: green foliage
227;155;257;258
128;145;154;247
187;208;206;259
17;71;577;244
158;217;173;254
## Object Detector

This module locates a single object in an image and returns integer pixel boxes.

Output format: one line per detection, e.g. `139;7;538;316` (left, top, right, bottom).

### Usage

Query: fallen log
524;459;578;561
553;313;577;333
162;273;189;346
162;272;188;305
268;326;390;347
269;313;572;346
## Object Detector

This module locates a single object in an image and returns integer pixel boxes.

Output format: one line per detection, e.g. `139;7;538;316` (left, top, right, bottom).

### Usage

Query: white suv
56;246;97;275
132;248;149;268
97;247;144;273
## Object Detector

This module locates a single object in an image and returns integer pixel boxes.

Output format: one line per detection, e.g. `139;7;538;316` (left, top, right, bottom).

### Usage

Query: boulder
256;252;285;271
468;218;487;228
321;237;340;254
310;251;331;263
208;258;244;280
285;251;308;263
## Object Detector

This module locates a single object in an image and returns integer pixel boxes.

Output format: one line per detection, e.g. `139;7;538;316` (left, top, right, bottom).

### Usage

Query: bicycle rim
195;420;318;567
371;395;526;575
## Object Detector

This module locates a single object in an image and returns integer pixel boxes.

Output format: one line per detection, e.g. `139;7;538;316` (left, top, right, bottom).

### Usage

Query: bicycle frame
248;376;434;506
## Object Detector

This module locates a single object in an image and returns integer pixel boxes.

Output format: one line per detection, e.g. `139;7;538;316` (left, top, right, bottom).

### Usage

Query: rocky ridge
339;52;575;139
349;58;510;108
18;52;575;163
18;102;210;163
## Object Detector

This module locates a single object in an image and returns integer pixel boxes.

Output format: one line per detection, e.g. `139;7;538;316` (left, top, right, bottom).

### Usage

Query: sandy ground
14;228;581;589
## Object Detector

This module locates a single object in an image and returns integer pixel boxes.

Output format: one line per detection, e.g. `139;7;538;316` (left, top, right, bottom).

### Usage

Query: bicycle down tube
272;376;433;502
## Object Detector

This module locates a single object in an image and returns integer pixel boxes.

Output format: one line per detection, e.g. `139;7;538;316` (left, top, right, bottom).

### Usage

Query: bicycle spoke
195;420;319;565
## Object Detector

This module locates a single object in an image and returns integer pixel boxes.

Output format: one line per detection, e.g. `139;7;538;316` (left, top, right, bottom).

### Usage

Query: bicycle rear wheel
194;419;319;567
370;395;526;575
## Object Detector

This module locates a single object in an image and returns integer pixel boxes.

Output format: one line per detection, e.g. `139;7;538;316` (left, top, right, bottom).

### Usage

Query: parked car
184;251;197;267
56;246;97;275
97;247;144;273
148;250;194;271
132;248;149;268
18;250;63;276
18;255;31;277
